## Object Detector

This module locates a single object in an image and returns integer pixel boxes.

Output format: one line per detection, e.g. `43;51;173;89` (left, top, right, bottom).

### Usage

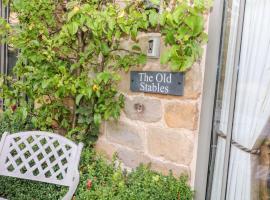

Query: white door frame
194;0;247;199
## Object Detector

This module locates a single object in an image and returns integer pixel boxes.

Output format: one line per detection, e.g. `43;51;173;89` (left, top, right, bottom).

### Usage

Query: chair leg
62;171;80;200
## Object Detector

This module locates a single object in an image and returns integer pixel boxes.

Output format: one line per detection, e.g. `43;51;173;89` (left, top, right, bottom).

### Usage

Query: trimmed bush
0;147;193;200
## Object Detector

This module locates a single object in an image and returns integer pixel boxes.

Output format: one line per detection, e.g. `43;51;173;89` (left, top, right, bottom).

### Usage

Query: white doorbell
147;36;160;58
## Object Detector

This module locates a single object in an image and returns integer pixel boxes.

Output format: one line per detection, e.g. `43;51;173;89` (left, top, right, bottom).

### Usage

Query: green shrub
0;177;67;200
0;148;193;200
0;109;35;134
76;150;193;200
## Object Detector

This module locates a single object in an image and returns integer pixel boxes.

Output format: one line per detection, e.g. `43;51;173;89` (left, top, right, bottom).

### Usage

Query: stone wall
95;30;207;186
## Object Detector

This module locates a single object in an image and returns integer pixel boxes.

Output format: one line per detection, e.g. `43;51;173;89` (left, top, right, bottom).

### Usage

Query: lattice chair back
0;131;83;200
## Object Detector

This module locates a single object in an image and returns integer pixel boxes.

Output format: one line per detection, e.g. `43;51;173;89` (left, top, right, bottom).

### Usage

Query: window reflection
7;46;17;75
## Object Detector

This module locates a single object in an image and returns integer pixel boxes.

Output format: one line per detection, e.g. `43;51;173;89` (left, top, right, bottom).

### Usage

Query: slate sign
130;71;184;96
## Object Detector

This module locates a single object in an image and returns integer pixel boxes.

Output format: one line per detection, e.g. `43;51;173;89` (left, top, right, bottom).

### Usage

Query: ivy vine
0;0;210;146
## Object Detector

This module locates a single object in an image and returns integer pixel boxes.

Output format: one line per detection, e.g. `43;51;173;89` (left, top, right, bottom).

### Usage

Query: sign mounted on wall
130;71;184;96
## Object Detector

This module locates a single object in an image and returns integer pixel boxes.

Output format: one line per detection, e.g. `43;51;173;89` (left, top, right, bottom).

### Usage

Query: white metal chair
0;131;83;200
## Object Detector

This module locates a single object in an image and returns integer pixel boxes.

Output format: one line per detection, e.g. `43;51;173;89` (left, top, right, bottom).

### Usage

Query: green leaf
200;32;209;43
149;11;159;27
166;13;174;26
87;88;93;98
108;19;116;31
76;94;83;105
165;32;175;44
131;44;141;52
160;13;166;26
67;9;78;21
68;22;79;35
58;66;66;74
21;107;28;121
99;72;111;83
46;117;53;124
160;50;171;64
181;56;194;71
170;59;181;71
94;113;101;125
104;110;111;120
101;43;110;56
149;0;160;5
172;5;186;23
41;80;49;89
176;26;189;40
184;15;204;36
66;1;79;9
70;63;80;72
130;26;138;39
31;116;38;126
137;54;147;65
96;90;100;97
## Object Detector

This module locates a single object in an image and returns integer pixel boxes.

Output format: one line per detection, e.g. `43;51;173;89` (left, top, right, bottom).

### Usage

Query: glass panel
207;0;241;198
226;0;270;199
7;45;17;75
217;0;241;134
0;2;7;110
7;11;18;75
210;137;226;199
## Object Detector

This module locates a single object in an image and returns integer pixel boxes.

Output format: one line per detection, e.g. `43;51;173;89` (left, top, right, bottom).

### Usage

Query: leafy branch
0;0;209;146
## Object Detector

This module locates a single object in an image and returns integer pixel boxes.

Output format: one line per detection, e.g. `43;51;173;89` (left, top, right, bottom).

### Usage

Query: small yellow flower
5;24;10;29
73;6;80;12
92;84;99;92
29;23;34;30
183;35;189;41
41;35;47;40
118;10;125;18
152;175;160;182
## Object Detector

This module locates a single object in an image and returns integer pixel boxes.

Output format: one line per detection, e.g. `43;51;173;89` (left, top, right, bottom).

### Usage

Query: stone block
145;63;202;100
106;121;144;150
150;160;190;178
143;60;169;71
118;70;142;95
147;127;194;165
95;138;117;159
117;148;151;168
99;122;106;136
184;63;202;99
124;96;162;123
164;102;198;130
118;71;130;94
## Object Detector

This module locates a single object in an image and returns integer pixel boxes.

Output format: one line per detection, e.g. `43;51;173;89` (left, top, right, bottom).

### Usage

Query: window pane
7;11;18;75
216;0;241;134
208;0;241;198
7;46;17;75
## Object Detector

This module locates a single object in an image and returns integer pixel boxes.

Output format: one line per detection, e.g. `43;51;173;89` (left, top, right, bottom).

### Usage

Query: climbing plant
0;0;209;145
